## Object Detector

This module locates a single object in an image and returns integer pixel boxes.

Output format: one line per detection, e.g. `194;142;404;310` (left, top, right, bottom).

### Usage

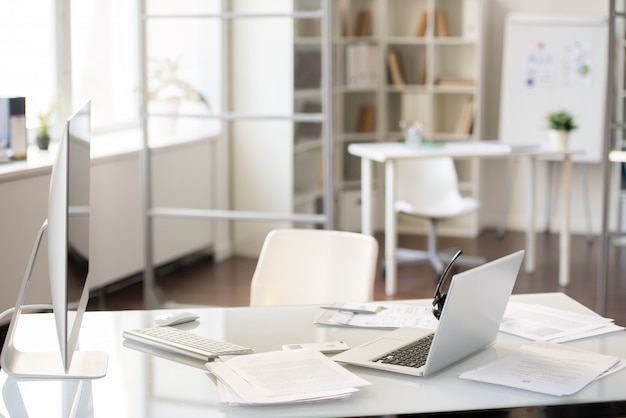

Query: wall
480;0;610;235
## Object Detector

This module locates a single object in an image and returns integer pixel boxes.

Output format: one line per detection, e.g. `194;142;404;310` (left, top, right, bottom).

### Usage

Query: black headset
432;250;463;320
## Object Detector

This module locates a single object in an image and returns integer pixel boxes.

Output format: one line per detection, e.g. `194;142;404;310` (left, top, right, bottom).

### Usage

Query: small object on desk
321;302;382;314
399;120;423;150
154;311;199;326
282;341;350;354
123;326;253;361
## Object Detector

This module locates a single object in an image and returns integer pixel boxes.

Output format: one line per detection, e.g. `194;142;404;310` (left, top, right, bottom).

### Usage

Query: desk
348;142;582;295
1;293;625;417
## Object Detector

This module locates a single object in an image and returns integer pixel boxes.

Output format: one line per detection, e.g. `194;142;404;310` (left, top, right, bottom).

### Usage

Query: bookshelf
333;0;484;235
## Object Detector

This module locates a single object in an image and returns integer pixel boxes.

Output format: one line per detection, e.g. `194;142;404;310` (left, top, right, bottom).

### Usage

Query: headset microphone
432;250;463;320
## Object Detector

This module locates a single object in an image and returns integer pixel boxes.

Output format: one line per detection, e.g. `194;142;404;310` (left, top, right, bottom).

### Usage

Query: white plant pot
548;129;569;149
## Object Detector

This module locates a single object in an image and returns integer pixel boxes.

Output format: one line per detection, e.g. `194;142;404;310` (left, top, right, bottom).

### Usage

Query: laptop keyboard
372;333;434;369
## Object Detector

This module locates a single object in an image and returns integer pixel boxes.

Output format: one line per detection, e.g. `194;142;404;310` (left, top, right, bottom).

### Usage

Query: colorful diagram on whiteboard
523;41;555;88
524;40;593;89
562;40;592;87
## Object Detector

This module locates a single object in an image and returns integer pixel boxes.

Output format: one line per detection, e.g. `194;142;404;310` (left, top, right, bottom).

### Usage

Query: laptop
332;250;524;377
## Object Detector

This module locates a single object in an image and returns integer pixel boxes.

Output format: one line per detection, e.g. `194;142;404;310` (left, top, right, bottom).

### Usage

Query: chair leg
393;219;486;276
394;219;445;275
426;220;444;274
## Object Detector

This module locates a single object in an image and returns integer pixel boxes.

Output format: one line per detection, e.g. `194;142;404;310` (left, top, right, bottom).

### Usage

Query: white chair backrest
249;229;378;307
395;157;468;216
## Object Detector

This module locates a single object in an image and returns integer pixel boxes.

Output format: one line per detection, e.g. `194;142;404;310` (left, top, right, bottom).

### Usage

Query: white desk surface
347;141;584;162
1;293;625;417
348;140;583;293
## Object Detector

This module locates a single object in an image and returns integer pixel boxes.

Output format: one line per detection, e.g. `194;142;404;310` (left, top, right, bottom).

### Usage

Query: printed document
206;348;370;405
459;341;624;396
315;303;437;329
501;302;624;342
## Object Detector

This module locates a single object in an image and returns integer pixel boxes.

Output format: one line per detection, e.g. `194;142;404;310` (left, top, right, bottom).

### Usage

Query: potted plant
36;108;52;150
547;110;577;149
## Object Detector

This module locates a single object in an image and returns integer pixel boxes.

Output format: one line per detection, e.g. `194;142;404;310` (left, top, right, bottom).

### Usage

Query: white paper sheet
459;341;623;396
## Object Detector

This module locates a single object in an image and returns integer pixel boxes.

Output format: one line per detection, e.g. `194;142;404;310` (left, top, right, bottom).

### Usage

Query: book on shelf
346;43;379;87
436;77;475;87
355;10;372;37
435;10;449;37
415;11;428;37
357;105;376;133
387;50;406;86
455;100;475;136
418;59;427;85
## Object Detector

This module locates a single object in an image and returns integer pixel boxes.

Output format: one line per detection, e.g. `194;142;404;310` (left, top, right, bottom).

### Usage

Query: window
1;0;221;145
0;0;55;130
71;0;140;133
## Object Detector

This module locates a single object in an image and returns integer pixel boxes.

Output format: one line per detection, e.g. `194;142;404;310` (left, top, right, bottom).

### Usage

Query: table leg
360;158;373;236
525;157;536;274
559;155;572;287
385;161;397;296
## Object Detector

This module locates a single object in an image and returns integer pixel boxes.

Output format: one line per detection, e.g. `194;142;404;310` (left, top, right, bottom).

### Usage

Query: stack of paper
206;348;370;405
500;302;624;342
459;341;625;396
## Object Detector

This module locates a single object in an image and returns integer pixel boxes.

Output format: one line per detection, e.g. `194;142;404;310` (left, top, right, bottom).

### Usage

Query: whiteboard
499;13;608;163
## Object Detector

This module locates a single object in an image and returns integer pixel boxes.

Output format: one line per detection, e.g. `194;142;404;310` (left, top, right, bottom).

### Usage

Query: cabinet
0;136;214;320
332;0;484;235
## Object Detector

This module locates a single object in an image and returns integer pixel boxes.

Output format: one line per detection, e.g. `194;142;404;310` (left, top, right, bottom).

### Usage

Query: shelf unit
138;0;334;305
332;0;484;235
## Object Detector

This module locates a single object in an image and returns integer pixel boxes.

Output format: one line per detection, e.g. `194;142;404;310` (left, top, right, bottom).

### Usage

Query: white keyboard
123;326;254;361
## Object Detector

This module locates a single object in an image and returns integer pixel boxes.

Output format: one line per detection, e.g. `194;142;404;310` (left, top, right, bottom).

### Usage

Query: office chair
394;157;484;275
249;228;378;307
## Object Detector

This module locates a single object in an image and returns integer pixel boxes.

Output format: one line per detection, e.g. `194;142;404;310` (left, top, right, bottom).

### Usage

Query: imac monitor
0;101;108;379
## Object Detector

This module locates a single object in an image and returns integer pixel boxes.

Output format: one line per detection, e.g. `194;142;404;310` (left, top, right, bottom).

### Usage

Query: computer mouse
154;311;199;327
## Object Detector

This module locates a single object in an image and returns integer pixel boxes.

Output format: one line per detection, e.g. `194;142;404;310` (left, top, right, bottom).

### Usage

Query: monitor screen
48;101;91;371
1;100;107;378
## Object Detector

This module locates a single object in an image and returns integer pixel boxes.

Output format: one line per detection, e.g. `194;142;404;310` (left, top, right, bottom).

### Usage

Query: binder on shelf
415;11;428;37
455;100;475;136
357;105;376;133
435;10;449;37
355;10;372;37
346;43;379;87
387;50;406;86
462;0;479;40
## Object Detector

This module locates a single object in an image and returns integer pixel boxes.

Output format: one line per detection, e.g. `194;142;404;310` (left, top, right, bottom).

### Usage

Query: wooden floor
88;229;626;326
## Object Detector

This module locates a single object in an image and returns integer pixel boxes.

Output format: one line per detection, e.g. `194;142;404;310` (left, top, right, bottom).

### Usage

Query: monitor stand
0;221;108;379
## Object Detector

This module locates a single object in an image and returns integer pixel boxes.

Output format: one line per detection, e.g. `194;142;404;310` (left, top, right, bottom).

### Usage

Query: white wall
480;0;610;235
